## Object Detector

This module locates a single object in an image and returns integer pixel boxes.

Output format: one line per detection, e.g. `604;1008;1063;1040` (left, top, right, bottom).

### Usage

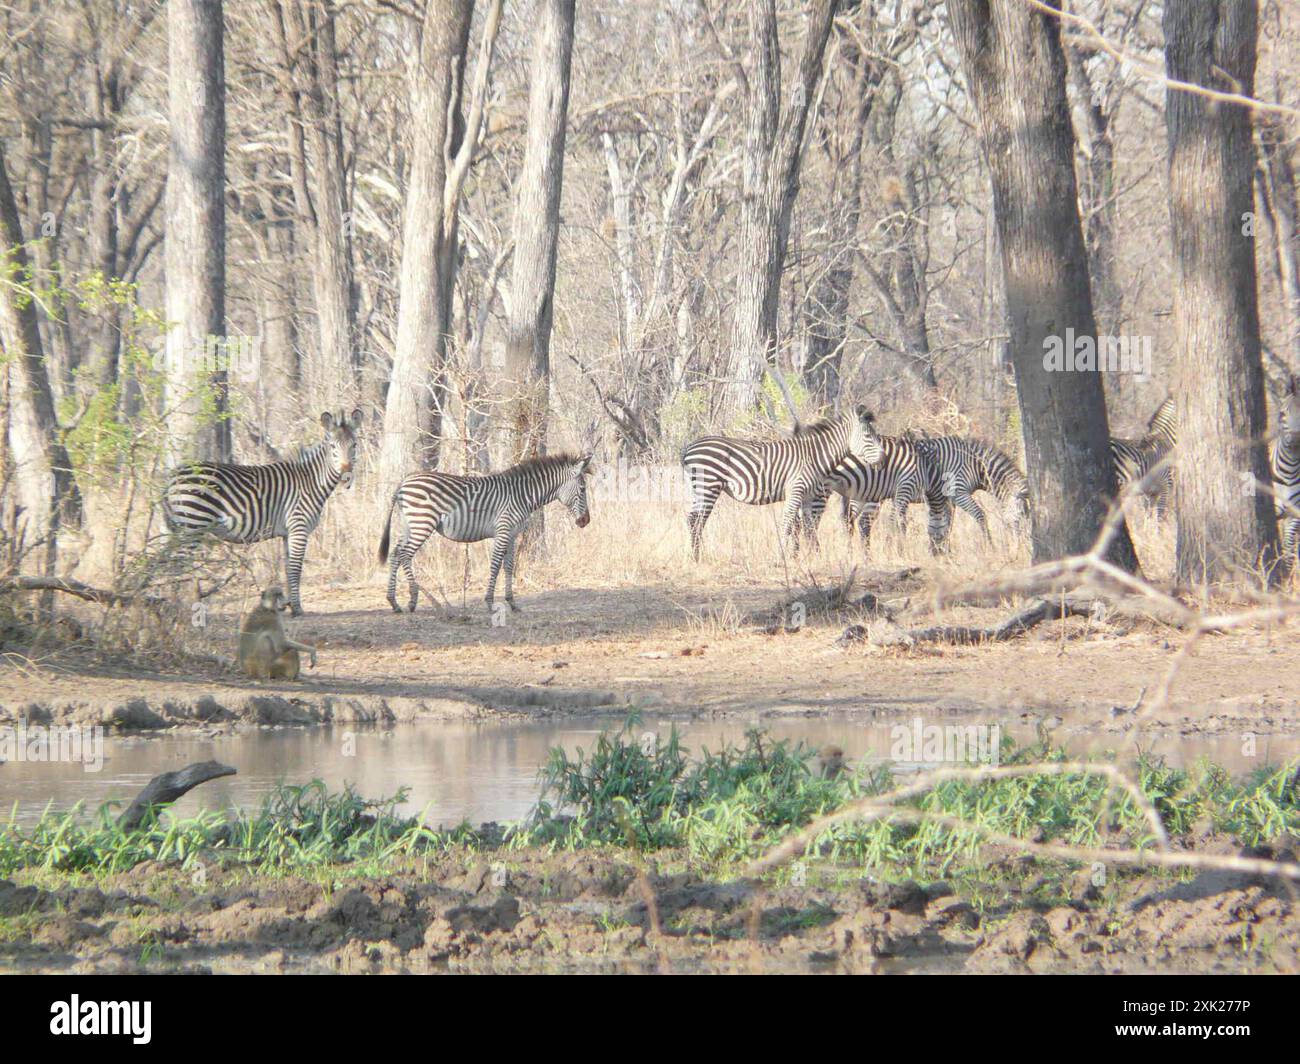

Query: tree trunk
724;0;838;421
376;0;473;499
0;139;83;568
1164;0;1277;584
276;0;358;403
947;0;1138;569
1067;44;1122;338
501;0;575;464
1257;114;1300;364
164;0;229;461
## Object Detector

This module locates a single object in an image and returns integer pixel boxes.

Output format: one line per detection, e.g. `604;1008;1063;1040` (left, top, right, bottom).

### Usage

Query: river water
2;715;1296;830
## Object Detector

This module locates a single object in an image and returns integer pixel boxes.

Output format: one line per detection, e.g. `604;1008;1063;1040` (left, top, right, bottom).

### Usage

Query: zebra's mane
789;416;842;438
502;452;587;478
962;438;1026;489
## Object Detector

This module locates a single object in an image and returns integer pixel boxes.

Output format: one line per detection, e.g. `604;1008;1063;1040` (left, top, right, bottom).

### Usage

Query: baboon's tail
378;493;397;565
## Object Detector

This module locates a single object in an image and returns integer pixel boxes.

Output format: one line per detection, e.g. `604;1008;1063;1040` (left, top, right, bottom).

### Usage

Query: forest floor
6;565;1300;743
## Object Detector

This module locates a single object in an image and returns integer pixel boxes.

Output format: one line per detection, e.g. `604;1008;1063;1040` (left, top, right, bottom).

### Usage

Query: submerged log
117;760;236;831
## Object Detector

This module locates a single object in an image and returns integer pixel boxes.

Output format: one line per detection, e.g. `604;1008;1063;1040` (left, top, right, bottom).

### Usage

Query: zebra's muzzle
576;512;590;528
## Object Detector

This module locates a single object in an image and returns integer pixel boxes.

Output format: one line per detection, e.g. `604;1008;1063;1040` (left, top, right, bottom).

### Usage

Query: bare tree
273;0;358;401
1164;0;1278;583
0;139;82;564
500;0;576;463
164;0;229;461
376;0;500;500
947;0;1138;569
723;0;838;419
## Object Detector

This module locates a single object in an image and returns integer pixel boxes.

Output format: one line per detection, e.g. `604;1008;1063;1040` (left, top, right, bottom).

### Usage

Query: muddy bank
1;842;1295;975
0;680;628;730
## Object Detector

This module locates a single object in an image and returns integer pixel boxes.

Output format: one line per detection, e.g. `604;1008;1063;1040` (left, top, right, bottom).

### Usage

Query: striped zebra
1271;376;1300;569
799;435;952;552
1111;397;1177;516
680;406;882;560
378;452;593;614
162;410;363;616
872;434;1029;540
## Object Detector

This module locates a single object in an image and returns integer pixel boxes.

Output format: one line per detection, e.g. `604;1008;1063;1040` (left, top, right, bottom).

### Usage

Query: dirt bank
2;839;1295;974
5;574;1300;738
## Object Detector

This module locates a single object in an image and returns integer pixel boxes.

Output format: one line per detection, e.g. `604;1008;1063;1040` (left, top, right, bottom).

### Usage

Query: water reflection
1;715;1295;830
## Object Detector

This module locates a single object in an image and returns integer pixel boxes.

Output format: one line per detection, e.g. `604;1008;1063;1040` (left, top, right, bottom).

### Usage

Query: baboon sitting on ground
238;587;317;680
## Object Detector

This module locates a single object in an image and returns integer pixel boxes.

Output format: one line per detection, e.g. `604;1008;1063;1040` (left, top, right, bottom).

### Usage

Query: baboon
238;587;317;680
814;745;847;780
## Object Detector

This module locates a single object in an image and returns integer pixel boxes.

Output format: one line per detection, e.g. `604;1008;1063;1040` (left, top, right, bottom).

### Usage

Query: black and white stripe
908;434;1029;538
1271;376;1300;569
378;452;593;613
680;406;882;559
163;410;362;616
1111;397;1177;516
800;436;952;551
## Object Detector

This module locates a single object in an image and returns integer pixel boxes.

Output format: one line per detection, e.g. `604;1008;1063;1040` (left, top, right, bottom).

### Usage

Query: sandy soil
2;836;1295;975
5;568;1300;743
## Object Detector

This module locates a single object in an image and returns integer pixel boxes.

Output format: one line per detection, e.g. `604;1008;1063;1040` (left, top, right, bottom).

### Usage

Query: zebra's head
557;454;594;528
321;409;363;487
848;405;884;466
1281;376;1300;451
1003;476;1031;528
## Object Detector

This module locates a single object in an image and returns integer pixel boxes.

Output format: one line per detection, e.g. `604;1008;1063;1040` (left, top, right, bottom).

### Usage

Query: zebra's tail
378;493;398;565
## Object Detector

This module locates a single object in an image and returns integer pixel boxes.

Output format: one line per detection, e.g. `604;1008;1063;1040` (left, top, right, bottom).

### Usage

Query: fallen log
117;760;236;831
838;596;1099;648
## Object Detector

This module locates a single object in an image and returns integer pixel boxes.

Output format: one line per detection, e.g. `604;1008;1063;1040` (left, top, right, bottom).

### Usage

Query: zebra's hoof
507;600;520;613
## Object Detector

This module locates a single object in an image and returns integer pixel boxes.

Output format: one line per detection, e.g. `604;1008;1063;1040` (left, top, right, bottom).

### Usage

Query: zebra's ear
855;404;875;425
349;408;363;429
320;411;336;430
579;453;594;475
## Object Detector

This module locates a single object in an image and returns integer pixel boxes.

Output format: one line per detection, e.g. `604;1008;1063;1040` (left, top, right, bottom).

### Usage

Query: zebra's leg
391;516;435;614
1284;516;1300;575
686;476;722;561
856;502;878;548
952;491;990;541
782;480;810;553
283;527;310;616
502;534;521;612
926;498;952;555
485;521;518;615
798;485;828;552
892;486;916;538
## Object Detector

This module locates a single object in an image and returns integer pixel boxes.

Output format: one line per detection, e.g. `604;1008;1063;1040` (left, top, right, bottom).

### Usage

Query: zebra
162;409;363;616
1271;375;1300;570
856;433;1029;541
378;452;593;614
1111;397;1177;517
799;435;952;552
680;405;882;560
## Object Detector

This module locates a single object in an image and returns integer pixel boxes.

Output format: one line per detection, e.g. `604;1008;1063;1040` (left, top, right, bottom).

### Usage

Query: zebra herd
159;382;1300;619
